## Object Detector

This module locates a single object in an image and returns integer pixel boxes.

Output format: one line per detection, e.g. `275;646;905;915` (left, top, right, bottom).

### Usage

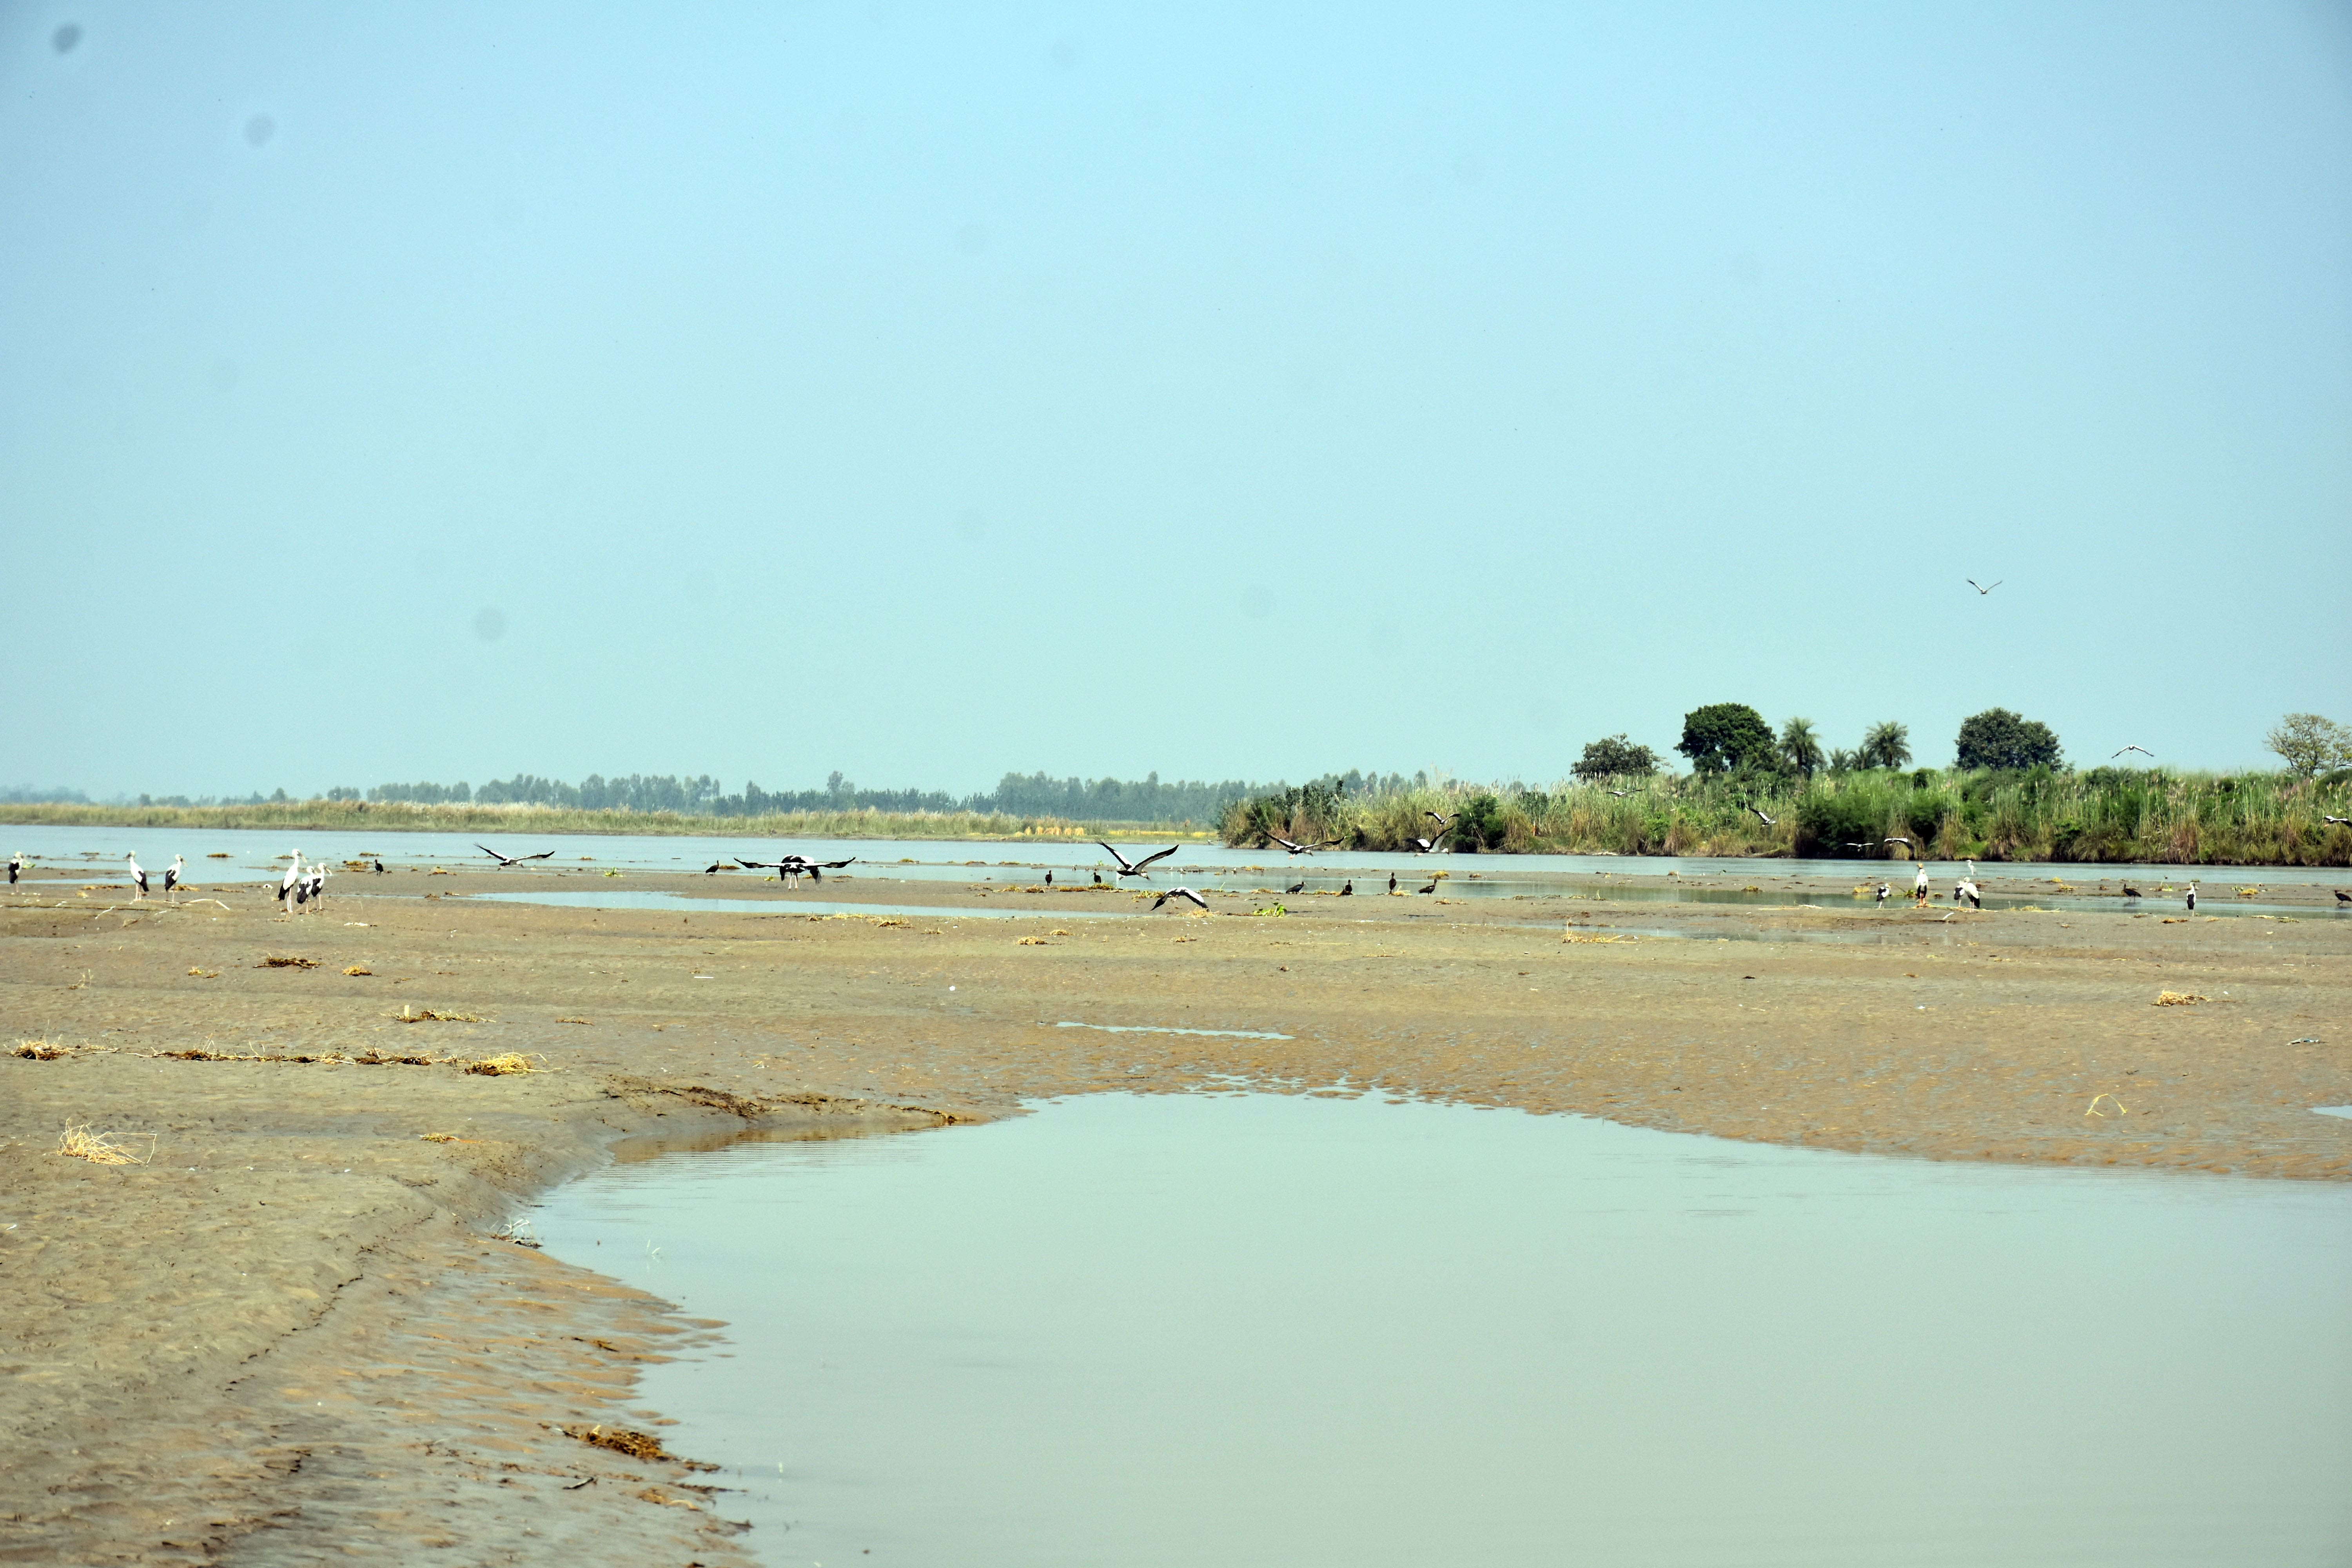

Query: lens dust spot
473;608;506;642
53;23;82;53
245;115;276;148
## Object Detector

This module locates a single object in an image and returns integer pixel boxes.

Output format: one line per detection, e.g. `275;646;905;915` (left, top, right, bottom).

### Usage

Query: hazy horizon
6;4;2347;799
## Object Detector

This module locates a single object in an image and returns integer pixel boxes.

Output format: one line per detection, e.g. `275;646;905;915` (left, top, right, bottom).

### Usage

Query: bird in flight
1607;789;1633;798
1149;886;1209;912
1966;579;2002;595
1099;842;1180;879
478;844;557;866
2323;815;2349;826
1748;806;1777;828
1882;837;1913;848
2111;745;2154;760
1267;833;1338;857
1426;811;1456;828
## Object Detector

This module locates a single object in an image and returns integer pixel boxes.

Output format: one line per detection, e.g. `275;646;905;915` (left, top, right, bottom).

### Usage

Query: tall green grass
0;799;1218;842
1220;768;2352;865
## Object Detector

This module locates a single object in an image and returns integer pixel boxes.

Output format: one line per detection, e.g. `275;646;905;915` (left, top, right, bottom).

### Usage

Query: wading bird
1098;842;1179;880
1044;871;1054;887
164;855;184;902
1092;870;1103;886
8;853;22;887
478;844;557;867
704;860;727;874
308;861;327;911
2185;882;2197;911
1285;878;1305;895
1966;579;2002;595
1875;882;1890;907
1267;833;1338;857
1416;879;1438;895
372;858;386;875
1149;886;1209;912
1339;880;1352;896
2122;884;2143;898
1387;873;1398;894
2334;889;2349;904
1912;863;1930;904
279;852;302;912
2111;746;2154;761
125;853;147;900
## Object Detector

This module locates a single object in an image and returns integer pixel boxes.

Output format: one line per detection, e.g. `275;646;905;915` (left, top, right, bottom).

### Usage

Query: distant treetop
1676;703;1777;775
1572;734;1659;781
1954;708;2062;771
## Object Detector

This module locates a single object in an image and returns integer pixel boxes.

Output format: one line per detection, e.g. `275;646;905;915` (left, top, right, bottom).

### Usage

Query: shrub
1450;793;1508;853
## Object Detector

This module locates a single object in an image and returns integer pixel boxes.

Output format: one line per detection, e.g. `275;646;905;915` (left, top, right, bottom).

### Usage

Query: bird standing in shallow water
1044;870;1053;887
1416;879;1438;895
1875;882;1889;908
1285;878;1305;895
1387;872;1397;894
1339;880;1352;896
2185;882;2197;911
8;853;22;887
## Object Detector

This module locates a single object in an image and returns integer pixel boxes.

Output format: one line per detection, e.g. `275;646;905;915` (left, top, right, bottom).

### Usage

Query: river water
531;1093;2352;1568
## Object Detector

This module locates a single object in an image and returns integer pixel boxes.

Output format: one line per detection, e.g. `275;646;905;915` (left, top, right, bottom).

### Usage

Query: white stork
164;855;185;902
125;853;147;900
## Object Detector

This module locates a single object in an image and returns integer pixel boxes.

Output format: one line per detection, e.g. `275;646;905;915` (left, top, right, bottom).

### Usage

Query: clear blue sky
5;3;2347;799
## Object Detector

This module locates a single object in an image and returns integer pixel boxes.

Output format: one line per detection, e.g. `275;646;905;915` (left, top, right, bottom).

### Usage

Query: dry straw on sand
2155;991;2210;1006
56;1123;153;1165
463;1052;544;1076
259;954;317;969
14;1039;73;1060
392;1004;484;1023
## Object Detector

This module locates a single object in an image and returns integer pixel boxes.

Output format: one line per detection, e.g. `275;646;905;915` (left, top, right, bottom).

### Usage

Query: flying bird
478;844;557;866
1149;886;1209;912
125;853;147;900
1607;789;1633;798
2111;746;2154;761
1425;811;1456;828
1267;833;1338;857
1099;842;1180;879
2324;816;2350;826
1748;806;1777;828
1966;579;2002;595
1882;837;1913;848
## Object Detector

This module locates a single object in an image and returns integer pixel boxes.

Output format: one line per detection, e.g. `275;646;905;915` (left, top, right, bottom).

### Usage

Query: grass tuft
259;955;317;969
2154;991;2209;1006
56;1123;151;1164
14;1039;73;1060
464;1051;543;1075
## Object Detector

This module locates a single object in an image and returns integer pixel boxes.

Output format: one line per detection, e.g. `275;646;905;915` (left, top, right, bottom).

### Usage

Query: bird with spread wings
1099;841;1180;879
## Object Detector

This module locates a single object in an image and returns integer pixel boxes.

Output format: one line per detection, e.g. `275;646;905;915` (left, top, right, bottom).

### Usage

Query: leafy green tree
1677;703;1777;775
1859;720;1911;770
1954;708;2062;771
1572;734;1659;782
1826;748;1859;774
1779;717;1824;778
1451;792;1508;852
2265;713;2352;778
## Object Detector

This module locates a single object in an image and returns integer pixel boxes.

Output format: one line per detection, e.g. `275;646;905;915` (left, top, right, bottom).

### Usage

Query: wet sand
4;866;2347;1562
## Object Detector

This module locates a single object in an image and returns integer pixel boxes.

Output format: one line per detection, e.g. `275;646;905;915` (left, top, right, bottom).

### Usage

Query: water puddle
2315;1105;2351;1120
533;1094;2351;1568
463;890;1120;920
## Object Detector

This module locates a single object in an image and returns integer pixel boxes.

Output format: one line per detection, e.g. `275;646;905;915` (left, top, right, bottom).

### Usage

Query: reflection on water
532;1094;2352;1568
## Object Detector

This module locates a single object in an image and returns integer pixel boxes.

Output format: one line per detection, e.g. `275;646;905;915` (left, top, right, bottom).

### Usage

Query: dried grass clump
555;1015;590;1025
562;1425;674;1462
260;955;317;969
343;965;372;976
1016;935;1050;946
1562;929;1633;944
14;1039;73;1060
2154;991;2209;1006
393;1005;483;1023
351;1048;443;1066
419;1132;461;1143
187;967;220;978
56;1123;151;1164
464;1052;544;1076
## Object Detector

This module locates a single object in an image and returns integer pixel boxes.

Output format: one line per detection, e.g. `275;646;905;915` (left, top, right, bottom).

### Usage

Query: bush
1677;704;1777;775
1955;709;2062;771
1450;793;1508;853
1572;734;1659;781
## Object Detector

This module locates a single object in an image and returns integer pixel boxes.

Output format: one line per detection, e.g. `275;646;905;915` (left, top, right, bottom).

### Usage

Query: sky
4;2;2348;799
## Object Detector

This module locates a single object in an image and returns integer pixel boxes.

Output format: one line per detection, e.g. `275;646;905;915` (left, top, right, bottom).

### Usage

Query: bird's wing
1132;845;1180;871
822;858;857;869
476;844;507;860
1149;891;1171;909
1179;887;1208;909
1097;841;1135;872
736;858;779;869
525;850;555;860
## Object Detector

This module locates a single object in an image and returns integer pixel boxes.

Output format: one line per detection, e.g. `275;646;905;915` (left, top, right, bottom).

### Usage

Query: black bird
1099;841;1180;880
372;858;386;874
1966;578;2002;595
704;860;726;874
1339;880;1352;896
1387;872;1398;894
1416;879;1438;895
1092;870;1103;886
1150;886;1209;912
478;844;557;867
7;852;19;886
2122;884;2143;898
1285;878;1305;895
2334;889;2350;904
1045;870;1054;887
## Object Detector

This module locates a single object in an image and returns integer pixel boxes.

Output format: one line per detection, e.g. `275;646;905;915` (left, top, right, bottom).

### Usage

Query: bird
2111;746;2154;761
1426;811;1456;827
372;858;386;875
164;855;184;902
2334;889;2350;904
2122;884;2143;898
8;853;22;887
1098;841;1179;880
1748;806;1777;827
1912;863;1930;903
478;844;557;866
1405;829;1448;854
1607;789;1633;798
1267;833;1338;857
1338;880;1353;896
1875;881;1890;907
1285;878;1305;895
279;851;302;911
1387;872;1398;894
1966;578;2002;595
1883;837;1913;849
2324;816;2350;826
1044;870;1054;887
2185;882;2197;911
1149;886;1209;912
125;853;147;900
1416;879;1438;895
1842;841;1874;853
1092;870;1103;886
309;861;327;910
703;860;726;874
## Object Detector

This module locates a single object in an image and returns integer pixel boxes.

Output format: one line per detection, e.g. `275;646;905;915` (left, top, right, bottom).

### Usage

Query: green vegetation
2267;713;2352;778
0;799;1216;843
1954;708;2063;771
1676;703;1777;775
1571;735;1659;781
1223;767;2351;865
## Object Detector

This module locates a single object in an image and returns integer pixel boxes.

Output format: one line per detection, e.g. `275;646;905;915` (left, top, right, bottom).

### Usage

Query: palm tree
1861;720;1912;770
1779;717;1824;778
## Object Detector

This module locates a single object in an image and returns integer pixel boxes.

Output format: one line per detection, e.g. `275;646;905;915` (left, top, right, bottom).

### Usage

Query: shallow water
462;889;1126;920
532;1094;2352;1568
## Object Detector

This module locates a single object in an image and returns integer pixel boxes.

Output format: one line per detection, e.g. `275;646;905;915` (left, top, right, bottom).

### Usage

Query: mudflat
5;866;2346;1563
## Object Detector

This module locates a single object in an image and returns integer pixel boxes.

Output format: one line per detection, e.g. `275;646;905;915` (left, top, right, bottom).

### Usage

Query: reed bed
0;799;1215;842
1222;768;2352;866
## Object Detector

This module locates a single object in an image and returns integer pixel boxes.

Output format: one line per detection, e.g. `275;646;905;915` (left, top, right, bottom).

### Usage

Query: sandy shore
5;865;2347;1561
